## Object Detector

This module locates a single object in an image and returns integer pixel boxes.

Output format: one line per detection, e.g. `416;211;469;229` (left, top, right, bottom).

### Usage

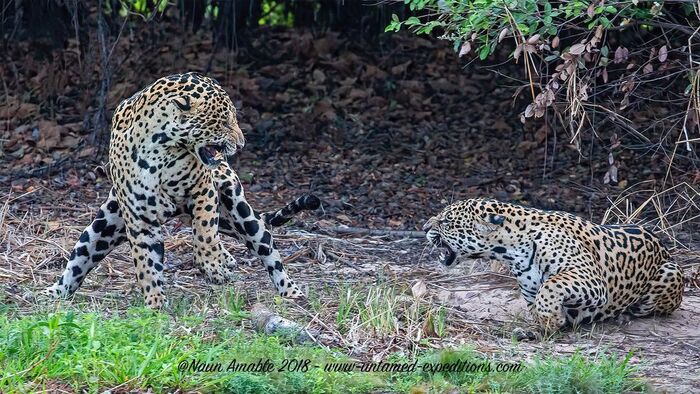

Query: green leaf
385;21;401;33
479;45;490;60
157;0;168;13
422;21;443;34
405;16;421;26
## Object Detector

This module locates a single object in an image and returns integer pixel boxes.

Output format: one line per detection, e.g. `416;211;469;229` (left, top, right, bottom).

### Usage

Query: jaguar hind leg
42;188;127;298
213;163;304;298
627;262;684;317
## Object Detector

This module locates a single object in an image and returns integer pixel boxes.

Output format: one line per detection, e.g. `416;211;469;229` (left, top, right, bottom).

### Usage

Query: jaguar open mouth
427;231;458;267
439;244;458;266
197;144;225;166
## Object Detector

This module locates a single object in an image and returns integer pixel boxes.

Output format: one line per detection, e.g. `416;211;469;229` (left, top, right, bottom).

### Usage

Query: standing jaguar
43;72;320;308
424;198;684;332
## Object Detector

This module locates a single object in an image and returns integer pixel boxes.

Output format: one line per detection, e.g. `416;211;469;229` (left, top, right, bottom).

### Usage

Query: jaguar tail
262;194;321;227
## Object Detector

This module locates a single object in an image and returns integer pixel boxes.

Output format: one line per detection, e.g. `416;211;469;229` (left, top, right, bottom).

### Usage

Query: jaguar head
167;73;245;168
423;198;507;267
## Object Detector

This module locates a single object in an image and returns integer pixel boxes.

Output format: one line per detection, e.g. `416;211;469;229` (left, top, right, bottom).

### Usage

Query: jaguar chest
159;153;214;204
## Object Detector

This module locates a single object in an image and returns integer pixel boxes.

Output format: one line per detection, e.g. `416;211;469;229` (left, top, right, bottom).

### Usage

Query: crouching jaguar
43;72;320;308
424;198;684;331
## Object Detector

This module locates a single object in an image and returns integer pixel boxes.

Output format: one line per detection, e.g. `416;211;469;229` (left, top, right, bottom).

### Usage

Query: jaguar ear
172;96;192;112
488;214;505;226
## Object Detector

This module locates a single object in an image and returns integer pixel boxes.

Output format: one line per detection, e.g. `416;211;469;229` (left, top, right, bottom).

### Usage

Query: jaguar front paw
39;284;68;300
198;247;239;284
532;311;566;334
278;280;305;299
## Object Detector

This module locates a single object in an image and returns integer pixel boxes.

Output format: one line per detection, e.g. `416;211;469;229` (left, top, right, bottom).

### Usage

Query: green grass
417;349;643;394
336;285;360;334
0;304;646;393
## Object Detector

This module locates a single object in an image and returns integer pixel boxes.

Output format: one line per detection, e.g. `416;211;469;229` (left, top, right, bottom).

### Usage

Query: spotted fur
43;72;320;307
424;198;684;331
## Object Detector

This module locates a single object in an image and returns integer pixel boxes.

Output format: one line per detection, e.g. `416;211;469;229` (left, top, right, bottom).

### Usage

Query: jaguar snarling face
423;198;507;267
165;73;245;168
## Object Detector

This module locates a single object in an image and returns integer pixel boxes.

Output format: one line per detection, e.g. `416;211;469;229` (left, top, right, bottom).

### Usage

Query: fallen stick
321;226;425;239
250;303;318;344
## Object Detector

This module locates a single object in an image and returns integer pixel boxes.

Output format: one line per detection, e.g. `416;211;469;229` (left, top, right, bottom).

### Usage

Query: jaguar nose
232;124;245;148
422;220;433;232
